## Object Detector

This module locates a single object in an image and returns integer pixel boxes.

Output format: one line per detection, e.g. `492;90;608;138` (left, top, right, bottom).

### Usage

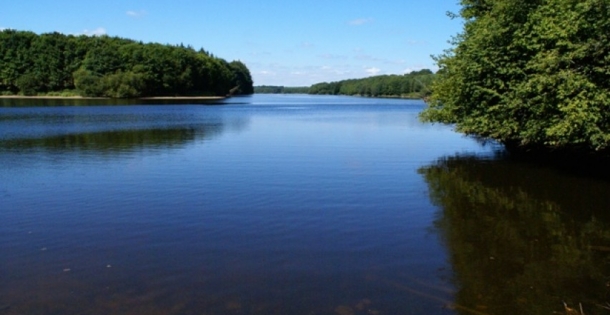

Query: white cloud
349;18;373;26
403;64;434;74
127;10;147;18
0;27;6;31
365;67;381;76
81;27;106;36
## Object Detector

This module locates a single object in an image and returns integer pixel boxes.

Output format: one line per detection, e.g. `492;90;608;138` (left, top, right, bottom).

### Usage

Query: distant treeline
254;85;310;94
0;29;253;98
308;69;434;98
254;69;434;99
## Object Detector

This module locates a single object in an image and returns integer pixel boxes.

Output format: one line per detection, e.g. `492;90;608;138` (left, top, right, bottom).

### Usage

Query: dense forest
421;0;610;152
308;69;434;98
0;29;253;98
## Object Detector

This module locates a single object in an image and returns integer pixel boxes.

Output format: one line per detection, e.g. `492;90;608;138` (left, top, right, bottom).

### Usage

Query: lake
1;94;609;315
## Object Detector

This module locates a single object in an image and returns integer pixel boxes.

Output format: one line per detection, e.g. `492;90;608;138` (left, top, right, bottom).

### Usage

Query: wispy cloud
126;10;147;18
354;54;382;61
365;67;381;75
349;18;373;26
251;63;357;86
81;27;107;36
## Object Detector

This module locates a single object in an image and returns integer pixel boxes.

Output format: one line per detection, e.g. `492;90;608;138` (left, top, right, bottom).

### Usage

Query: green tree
229;60;254;95
15;73;43;96
81;37;124;76
0;29;254;98
421;0;610;152
100;71;146;98
0;30;37;93
73;67;103;97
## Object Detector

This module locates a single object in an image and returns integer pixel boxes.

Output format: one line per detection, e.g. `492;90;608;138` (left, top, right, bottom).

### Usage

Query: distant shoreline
0;95;226;100
138;96;226;100
0;95;102;99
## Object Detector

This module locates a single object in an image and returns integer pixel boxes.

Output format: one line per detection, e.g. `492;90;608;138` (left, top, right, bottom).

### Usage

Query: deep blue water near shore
2;95;608;315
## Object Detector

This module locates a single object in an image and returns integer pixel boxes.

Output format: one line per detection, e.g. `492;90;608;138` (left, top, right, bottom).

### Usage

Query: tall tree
421;0;610;152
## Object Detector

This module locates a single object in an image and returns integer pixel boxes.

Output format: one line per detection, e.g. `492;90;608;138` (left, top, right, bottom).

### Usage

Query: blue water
0;95;493;315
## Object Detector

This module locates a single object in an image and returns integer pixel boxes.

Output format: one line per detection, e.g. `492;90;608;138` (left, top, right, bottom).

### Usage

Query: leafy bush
421;0;610;152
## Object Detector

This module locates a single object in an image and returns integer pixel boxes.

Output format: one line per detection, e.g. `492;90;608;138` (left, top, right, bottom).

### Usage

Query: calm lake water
1;94;609;315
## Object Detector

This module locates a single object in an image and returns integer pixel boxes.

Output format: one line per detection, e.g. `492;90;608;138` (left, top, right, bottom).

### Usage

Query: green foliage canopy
309;69;434;98
0;30;254;98
229;61;254;95
421;0;610;151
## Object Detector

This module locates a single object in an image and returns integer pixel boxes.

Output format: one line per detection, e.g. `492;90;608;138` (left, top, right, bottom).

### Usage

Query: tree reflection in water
419;155;610;315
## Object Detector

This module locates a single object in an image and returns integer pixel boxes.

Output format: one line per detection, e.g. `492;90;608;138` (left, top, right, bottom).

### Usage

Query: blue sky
2;0;463;86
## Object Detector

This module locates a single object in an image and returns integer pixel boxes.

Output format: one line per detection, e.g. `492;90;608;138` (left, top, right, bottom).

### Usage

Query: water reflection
419;155;610;315
0;96;455;315
0;105;249;156
0;127;219;153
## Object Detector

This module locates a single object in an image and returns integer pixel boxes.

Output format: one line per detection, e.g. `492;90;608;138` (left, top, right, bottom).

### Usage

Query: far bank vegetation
308;69;434;98
0;30;253;98
254;69;434;99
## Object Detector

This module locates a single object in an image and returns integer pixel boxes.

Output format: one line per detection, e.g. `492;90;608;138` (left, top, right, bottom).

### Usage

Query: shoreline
138;96;226;100
0;95;226;100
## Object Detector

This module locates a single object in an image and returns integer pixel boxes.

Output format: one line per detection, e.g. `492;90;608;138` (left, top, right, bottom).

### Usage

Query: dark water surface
1;95;609;315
